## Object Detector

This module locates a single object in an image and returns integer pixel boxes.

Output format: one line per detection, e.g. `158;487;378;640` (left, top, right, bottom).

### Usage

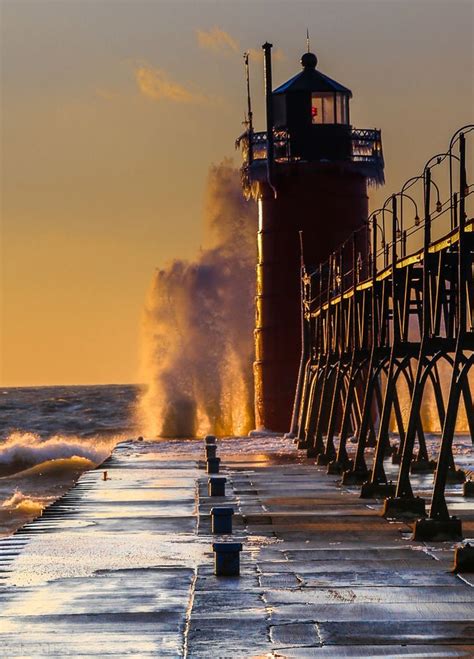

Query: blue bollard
208;477;226;497
212;542;242;576
206;457;220;474
211;507;234;534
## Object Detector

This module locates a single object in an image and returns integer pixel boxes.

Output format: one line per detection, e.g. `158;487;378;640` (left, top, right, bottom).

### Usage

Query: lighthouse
238;43;384;433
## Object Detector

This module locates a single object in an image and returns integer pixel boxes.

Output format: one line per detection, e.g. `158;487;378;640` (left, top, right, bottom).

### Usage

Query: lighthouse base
254;163;369;433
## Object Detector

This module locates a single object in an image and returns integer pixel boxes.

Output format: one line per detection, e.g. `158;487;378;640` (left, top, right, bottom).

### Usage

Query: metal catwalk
290;125;474;541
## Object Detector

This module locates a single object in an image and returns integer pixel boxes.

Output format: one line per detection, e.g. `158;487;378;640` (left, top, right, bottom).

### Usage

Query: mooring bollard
208;477;226;497
453;542;474;572
103;471;108;481
211;507;234;534
206;457;220;474
212;542;242;576
463;480;474;497
204;434;216;445
205;444;217;460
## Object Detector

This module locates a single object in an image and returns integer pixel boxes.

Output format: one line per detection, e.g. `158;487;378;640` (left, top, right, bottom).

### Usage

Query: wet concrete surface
0;436;473;657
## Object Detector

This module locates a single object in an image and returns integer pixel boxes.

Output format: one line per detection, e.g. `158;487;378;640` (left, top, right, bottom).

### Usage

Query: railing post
339;247;344;348
419;132;467;537
452;192;458;229
423;168;432;337
288;233;310;437
386;164;435;514
399;193;404;257
360;195;401;494
317;263;323;356
328;231;360;473
316;246;345;464
392;195;400;344
458;133;467;332
372;217;378;343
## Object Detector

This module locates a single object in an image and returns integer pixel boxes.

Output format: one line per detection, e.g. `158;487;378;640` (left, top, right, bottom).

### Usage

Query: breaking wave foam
2;491;47;515
0;432;115;478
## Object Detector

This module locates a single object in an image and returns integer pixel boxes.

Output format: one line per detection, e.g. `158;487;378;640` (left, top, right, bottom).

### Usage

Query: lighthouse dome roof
273;53;352;97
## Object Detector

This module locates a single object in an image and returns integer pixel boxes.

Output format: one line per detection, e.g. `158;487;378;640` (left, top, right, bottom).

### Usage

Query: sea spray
137;160;256;438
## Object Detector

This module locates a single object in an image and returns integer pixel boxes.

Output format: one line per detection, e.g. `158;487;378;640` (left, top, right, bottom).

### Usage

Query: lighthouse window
323;95;335;123
336;94;349;124
311;93;336;124
311;95;323;124
312;93;349;125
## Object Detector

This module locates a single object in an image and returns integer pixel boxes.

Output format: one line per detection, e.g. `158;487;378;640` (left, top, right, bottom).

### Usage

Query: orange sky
1;0;473;386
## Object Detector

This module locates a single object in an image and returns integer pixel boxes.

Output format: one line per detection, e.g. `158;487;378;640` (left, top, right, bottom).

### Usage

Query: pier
1;435;473;656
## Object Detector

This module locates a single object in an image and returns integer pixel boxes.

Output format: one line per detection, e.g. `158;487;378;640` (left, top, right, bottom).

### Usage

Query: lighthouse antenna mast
243;52;254;164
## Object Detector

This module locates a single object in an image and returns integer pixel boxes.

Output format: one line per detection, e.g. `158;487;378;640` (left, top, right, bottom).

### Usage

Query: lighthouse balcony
238;127;384;190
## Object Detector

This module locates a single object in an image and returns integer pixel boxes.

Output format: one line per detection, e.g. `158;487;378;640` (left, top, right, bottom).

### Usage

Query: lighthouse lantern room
273;51;353;162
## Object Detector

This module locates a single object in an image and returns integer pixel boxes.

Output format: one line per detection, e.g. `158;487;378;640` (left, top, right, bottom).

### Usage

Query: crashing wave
0;432;115;477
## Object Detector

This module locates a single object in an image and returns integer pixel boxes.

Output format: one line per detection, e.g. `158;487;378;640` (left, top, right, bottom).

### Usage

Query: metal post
415;134;467;539
262;42;275;196
342;221;379;483
386;167;435;516
392;195;399;343
330;233;360;473
289;233;310;436
244;52;254;165
361;197;400;495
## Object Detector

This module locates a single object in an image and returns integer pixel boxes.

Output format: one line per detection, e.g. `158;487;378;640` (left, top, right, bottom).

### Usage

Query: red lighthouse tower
239;43;384;433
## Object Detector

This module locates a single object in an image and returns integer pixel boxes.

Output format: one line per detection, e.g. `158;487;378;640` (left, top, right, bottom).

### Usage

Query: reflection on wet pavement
0;435;473;656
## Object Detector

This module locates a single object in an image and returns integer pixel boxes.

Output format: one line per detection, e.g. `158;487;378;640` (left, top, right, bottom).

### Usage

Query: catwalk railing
290;125;474;540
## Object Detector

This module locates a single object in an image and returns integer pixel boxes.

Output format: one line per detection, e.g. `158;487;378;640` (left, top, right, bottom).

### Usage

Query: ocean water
0;384;139;537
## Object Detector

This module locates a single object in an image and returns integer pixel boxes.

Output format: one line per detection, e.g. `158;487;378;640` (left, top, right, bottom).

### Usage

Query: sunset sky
1;0;473;386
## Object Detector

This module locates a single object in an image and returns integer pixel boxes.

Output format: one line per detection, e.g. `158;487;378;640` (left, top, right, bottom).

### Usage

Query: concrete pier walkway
1;436;473;657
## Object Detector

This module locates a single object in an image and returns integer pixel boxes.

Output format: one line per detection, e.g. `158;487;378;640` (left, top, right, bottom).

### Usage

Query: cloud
135;63;209;105
196;26;287;64
196;26;239;54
